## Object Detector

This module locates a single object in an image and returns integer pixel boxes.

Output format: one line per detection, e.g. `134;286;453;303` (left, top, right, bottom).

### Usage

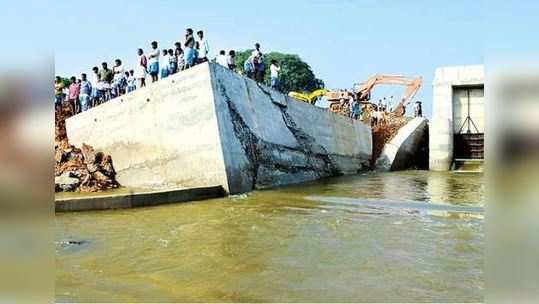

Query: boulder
81;143;96;164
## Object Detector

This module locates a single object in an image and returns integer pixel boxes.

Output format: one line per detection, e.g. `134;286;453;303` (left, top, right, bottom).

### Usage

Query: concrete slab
55;186;225;212
210;64;372;193
375;117;429;171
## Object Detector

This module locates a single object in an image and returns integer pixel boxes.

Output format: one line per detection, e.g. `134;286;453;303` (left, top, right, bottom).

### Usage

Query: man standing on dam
270;59;281;90
414;101;423;117
251;43;265;82
196;30;210;63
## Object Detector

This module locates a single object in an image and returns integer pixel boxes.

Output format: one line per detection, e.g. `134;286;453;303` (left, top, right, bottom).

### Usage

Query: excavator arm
288;91;311;103
289;74;421;117
307;89;328;104
289;88;328;105
353;74;422;116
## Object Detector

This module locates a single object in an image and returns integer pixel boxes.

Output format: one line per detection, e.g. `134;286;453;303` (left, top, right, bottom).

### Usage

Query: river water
56;170;484;302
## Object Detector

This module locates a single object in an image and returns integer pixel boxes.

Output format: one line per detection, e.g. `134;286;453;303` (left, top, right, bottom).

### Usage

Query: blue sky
12;0;536;117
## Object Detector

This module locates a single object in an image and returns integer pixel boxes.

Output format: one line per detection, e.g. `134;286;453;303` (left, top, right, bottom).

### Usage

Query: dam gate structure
430;65;484;171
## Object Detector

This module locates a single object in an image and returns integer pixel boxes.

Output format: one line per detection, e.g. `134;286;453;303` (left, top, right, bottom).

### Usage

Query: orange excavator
325;74;422;116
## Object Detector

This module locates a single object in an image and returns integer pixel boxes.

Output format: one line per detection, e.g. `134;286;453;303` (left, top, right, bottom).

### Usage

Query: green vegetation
234;50;324;93
56;77;72;87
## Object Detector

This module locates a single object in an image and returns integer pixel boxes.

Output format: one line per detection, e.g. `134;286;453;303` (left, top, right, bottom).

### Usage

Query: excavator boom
288;91;311;103
354;74;422;116
289;88;328;105
308;89;328;104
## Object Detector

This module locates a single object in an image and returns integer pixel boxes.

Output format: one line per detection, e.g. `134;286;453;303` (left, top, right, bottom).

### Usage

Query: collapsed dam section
65;62;373;195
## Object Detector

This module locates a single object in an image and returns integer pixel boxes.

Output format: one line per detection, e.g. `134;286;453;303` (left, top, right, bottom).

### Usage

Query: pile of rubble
370;113;410;167
55;105;119;192
327;103;411;168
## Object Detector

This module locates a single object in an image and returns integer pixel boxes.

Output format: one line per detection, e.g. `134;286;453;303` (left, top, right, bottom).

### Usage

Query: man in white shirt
197;30;209;63
251;43;264;82
226;50;236;70
216;50;228;67
270;59;281;90
90;66;99;107
112;59;125;98
251;43;262;60
160;49;169;79
148;41;160;83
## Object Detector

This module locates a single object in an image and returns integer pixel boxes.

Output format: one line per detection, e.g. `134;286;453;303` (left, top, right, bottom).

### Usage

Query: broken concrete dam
66;62;373;195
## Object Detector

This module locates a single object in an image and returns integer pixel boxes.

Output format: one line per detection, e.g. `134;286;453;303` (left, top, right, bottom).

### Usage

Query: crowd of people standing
55;28;282;115
373;96;420;117
216;42;280;90
330;92;422;126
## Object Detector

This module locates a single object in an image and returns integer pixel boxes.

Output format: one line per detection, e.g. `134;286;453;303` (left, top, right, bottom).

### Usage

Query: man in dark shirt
98;62;113;83
98;62;113;101
414;101;423;117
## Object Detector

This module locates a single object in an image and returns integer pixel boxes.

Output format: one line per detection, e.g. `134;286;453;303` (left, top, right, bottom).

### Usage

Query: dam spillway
66;62;372;194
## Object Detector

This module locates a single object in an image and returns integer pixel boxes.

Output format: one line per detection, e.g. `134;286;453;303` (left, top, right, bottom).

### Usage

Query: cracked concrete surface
212;63;371;193
218;81;341;190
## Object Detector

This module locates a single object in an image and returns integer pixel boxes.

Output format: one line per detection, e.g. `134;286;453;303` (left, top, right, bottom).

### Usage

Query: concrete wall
66;64;230;190
430;65;484;171
67;62;372;194
375;117;429;171
209;64;371;193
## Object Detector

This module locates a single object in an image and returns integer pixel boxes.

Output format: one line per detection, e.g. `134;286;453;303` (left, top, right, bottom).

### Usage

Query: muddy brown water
56;170;484;302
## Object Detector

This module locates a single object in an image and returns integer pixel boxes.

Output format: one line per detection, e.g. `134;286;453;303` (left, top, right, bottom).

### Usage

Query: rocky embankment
55;105;119;192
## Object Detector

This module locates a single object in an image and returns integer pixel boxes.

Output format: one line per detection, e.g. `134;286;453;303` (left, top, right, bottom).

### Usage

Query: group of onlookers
348;99;389;127
118;29;214;90
216;42;281;90
339;95;363;120
373;96;421;117
375;96;395;113
55;27;283;114
55;29;211;114
332;92;422;126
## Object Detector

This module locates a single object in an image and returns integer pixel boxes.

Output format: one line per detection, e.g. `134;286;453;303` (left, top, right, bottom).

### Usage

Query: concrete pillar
429;117;453;171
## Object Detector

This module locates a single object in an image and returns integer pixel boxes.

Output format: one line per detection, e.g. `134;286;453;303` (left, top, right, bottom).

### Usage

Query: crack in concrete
221;92;261;189
255;82;339;174
278;106;341;176
255;83;281;105
217;81;341;190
